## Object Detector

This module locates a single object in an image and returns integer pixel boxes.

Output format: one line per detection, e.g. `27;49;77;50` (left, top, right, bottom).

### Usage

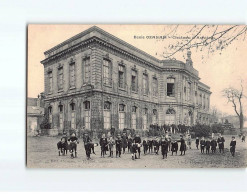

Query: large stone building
41;26;211;135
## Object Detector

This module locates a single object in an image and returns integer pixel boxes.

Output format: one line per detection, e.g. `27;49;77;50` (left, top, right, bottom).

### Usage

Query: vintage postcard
27;24;247;168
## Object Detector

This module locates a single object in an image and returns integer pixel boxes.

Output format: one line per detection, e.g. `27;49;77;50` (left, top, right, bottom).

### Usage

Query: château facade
41;26;212;134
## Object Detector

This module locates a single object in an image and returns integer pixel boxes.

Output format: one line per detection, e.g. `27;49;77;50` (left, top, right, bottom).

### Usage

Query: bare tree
222;80;245;131
161;25;247;59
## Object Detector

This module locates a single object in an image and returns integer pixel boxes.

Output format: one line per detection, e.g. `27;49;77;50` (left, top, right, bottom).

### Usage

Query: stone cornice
41;36;201;81
44;26;160;64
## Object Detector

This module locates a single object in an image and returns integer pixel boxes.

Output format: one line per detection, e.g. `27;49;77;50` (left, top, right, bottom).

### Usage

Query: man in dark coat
210;137;217;153
230;136;237;157
205;138;211;154
142;138;148;155
115;134;122;158
200;137;206;154
133;134;142;159
110;126;115;137
178;135;186;155
153;137;159;155
217;134;225;153
131;140;138;160
127;134;133;153
147;137;153;153
160;137;169;159
68;132;79;158
57;132;69;156
83;132;92;160
121;132;128;154
171;140;178;155
99;134;108;158
242;134;245;142
195;137;200;150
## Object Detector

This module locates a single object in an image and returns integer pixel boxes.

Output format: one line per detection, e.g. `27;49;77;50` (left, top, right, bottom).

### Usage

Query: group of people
57;131;239;160
194;134;237;156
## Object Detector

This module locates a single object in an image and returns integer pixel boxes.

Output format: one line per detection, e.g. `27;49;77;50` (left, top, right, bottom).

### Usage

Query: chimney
186;50;193;66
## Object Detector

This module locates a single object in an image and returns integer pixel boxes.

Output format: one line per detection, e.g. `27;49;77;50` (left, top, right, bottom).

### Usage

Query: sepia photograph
27;24;247;168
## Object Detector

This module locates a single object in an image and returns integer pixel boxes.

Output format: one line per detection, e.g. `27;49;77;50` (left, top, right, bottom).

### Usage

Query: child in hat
230;136;237;157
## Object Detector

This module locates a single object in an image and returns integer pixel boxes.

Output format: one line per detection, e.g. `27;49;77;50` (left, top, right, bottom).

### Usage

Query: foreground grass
27;135;247;168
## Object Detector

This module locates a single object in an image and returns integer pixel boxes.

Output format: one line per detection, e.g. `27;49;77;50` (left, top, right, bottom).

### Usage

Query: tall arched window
119;104;125;129
58;104;63;129
153;109;158;124
131;106;137;129
104;101;111;129
70;102;76;129
166;108;176;125
143;108;148;130
84;101;91;130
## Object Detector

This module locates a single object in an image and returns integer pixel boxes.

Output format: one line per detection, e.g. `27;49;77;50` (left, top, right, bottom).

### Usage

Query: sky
28;24;247;117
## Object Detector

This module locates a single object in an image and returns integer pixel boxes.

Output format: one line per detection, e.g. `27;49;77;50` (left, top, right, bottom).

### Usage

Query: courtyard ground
27;135;247;168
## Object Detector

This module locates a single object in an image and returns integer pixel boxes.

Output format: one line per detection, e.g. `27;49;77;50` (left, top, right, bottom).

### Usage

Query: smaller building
27;95;44;136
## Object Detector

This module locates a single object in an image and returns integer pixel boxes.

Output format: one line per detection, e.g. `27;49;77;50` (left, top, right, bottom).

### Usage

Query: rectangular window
84;101;91;129
48;71;53;93
153;109;157;124
143;108;148;130
103;59;111;85
152;77;158;96
70;103;75;129
104;102;111;129
69;63;75;87
58;67;63;90
143;73;148;95
131;70;138;92
118;65;125;89
119;104;125;129
48;107;52;124
83;57;90;84
167;78;175;97
59;106;63;129
131;106;137;129
188;82;191;101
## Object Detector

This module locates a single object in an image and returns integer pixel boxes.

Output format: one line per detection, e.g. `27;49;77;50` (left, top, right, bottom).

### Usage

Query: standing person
147;137;153;153
108;135;115;158
156;136;160;155
100;134;108;158
171;140;178;155
167;134;172;151
160;137;169;159
187;134;192;149
83;132;92;160
131;140;138;160
153;137;158;155
217;134;225;153
142;138;148;155
68;132;79;158
178;135;186;155
195;137;200;149
127;134;133;153
121;132;128;154
115;134;122;158
200;137;206;154
110;126;115;137
230;136;237;157
210;137;217;153
205;138;211;154
242;134;245;142
133;134;142;159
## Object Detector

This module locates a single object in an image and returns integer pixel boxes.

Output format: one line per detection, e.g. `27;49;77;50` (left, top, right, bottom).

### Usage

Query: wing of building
40;26;212;135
